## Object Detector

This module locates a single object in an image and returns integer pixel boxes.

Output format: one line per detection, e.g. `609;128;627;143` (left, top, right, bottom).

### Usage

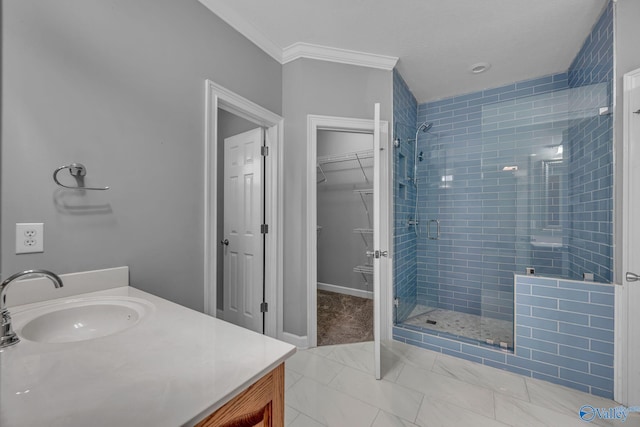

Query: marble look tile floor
317;290;373;346
284;340;639;427
402;304;513;348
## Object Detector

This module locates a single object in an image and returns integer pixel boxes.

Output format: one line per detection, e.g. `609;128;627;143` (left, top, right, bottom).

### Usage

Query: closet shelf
317;149;373;184
353;228;373;234
354;228;373;247
353;265;374;275
317;149;373;165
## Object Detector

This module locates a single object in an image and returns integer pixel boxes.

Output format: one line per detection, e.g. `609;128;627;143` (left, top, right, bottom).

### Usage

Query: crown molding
282;42;398;70
198;0;283;63
198;1;399;71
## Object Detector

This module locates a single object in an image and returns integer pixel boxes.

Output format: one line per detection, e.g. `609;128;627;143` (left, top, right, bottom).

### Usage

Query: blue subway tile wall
391;2;614;398
393;275;615;398
393;69;418;322
409;1;614;322
567;0;614;283
414;73;571;322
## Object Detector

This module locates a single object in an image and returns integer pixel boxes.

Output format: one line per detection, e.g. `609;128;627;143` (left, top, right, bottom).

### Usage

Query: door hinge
261;146;269;156
260;302;268;313
261;224;269;234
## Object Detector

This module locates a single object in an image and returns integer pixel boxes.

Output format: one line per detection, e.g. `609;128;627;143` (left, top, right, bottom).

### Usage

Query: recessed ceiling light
470;62;491;74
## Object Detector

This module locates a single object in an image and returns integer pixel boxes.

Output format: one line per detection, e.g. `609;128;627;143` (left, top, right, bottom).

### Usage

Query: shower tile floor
402;304;513;348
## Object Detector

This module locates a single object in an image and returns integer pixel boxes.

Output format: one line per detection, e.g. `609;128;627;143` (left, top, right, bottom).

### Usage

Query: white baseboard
317;282;373;300
280;332;309;349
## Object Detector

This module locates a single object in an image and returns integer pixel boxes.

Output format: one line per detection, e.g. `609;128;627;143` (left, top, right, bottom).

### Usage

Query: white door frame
306;114;393;348
615;67;640;405
204;79;283;339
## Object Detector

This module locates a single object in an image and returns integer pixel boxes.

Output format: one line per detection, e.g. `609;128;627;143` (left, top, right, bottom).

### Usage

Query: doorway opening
316;130;375;346
306;113;392;361
204;80;283;339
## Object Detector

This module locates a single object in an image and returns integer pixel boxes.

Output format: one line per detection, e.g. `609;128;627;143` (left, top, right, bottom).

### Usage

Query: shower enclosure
393;71;613;350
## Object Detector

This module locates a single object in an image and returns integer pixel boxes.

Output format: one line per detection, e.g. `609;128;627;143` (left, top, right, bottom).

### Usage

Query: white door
223;128;264;333
372;103;386;380
621;73;640;405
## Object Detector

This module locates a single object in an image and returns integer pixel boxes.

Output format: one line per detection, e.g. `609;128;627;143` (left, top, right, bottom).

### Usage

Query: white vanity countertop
0;286;296;427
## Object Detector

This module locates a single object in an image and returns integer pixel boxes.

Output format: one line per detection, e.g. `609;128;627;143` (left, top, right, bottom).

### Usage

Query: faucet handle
0;310;19;348
0;269;63;348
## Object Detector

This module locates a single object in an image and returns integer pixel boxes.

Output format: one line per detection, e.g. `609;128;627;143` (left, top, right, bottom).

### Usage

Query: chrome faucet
1;269;63;348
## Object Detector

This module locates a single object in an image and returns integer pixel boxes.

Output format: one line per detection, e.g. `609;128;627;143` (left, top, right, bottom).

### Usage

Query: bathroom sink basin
14;297;153;344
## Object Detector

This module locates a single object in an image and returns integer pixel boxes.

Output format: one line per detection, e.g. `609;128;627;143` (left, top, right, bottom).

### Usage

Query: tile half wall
393;274;615;398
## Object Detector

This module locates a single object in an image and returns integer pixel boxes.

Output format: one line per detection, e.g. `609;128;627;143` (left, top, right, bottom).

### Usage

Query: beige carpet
317;290;373;346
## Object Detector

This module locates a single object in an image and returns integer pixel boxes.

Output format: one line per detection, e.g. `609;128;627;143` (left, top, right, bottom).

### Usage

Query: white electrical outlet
16;223;44;254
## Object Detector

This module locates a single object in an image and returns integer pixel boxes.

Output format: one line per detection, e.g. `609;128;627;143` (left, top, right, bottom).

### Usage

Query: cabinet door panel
196;364;284;427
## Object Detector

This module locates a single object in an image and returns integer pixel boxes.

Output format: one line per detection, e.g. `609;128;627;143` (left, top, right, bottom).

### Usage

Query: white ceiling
201;0;608;103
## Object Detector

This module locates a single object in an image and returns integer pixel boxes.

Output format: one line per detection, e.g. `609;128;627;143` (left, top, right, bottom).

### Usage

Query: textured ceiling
204;0;607;103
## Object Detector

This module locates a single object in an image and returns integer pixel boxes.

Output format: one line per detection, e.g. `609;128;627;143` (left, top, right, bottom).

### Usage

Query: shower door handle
626;272;640;282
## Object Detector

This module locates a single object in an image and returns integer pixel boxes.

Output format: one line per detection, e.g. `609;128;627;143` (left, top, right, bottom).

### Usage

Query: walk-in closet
316;130;374;346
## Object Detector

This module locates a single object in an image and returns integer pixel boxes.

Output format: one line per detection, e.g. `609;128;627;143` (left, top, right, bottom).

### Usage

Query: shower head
418;122;433;132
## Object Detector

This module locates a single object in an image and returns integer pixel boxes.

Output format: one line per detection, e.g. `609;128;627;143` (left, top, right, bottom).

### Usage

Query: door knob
221;239;229;246
626;272;640;282
366;250;388;259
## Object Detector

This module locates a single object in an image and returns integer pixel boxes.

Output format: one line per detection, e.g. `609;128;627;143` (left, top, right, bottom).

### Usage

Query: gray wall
317;131;373;293
1;0;282;311
216;110;257;310
614;0;640;281
282;58;392;336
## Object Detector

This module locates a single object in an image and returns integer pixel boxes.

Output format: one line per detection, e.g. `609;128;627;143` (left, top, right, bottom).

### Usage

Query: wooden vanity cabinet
195;363;284;427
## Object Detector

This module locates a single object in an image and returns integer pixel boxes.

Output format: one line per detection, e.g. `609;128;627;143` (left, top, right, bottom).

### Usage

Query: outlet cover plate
16;223;44;254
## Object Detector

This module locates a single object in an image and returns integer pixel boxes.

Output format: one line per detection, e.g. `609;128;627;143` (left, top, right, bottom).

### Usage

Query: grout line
284;405;299;427
522;373;532;403
491;391;497;419
284;370;304;391
369;409;382;427
284;377;328;426
413;394;426;424
325;362;425;420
